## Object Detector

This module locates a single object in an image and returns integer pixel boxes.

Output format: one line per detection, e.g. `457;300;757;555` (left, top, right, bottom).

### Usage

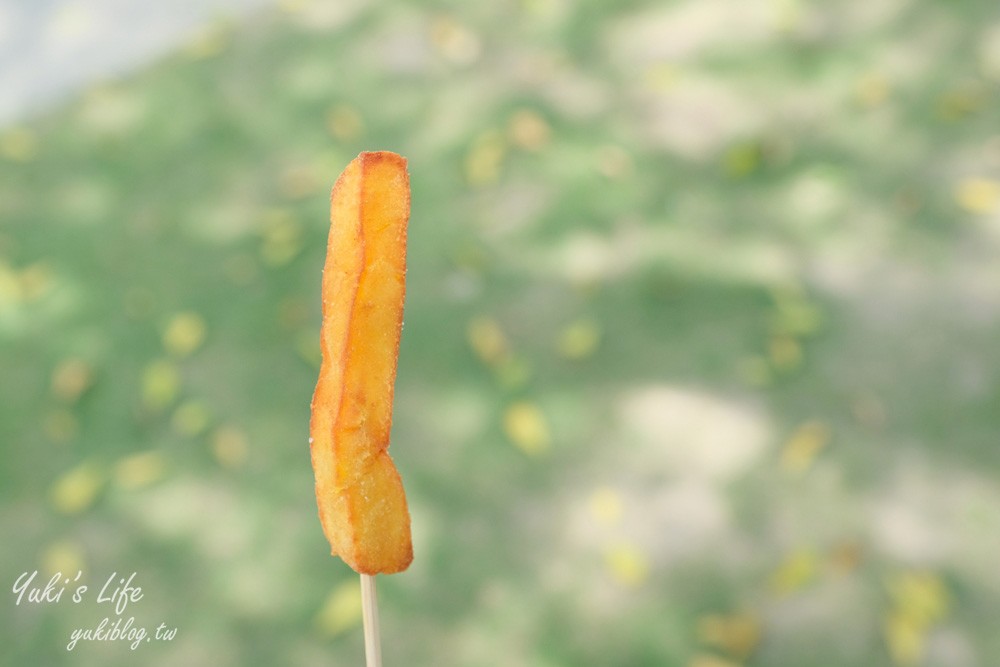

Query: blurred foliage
2;0;1000;665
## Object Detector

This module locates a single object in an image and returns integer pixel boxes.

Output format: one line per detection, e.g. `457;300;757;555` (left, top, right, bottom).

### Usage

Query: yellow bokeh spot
856;72;890;108
0;127;38;162
503;401;551;456
886;571;950;627
41;540;86;579
50;462;104;515
604;543;650;587
0;261;20;303
467;316;509;366
697;613;761;661
955;177;1000;215
465;131;506;186
185;22;230;60
315;580;363;636
884;610;925;666
51;359;94;403
163;312;207;358
326;104;364;141
0;261;55;305
19;262;55;302
588;487;623;526
141;359;181;411
936;87;984;121
883;571;950;665
114;451;166;490
172;401;211;437
430;16;481;65
556;318;601;360
212;426;249;469
723;142;760;178
508;109;551;151
768;334;802;372
779;420;831;473
769;547;819;594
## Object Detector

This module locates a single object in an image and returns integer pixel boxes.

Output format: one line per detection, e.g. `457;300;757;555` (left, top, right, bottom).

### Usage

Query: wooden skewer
360;574;382;667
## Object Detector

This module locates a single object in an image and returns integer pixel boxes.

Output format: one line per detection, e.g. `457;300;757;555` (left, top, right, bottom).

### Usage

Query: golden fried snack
309;151;413;574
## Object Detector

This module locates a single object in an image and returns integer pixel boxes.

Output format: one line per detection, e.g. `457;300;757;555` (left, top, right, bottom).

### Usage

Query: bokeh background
2;0;1000;665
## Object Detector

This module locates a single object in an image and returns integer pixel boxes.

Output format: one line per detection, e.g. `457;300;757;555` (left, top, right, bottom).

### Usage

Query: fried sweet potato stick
310;151;413;575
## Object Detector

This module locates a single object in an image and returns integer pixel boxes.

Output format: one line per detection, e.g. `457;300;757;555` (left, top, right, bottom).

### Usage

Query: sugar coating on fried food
310;151;413;574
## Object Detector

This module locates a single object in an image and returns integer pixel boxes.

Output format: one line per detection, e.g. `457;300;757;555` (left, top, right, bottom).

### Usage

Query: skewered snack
309;151;413;575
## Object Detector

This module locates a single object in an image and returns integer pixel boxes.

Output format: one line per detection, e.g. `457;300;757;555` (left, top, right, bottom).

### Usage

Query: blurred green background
2;0;1000;665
